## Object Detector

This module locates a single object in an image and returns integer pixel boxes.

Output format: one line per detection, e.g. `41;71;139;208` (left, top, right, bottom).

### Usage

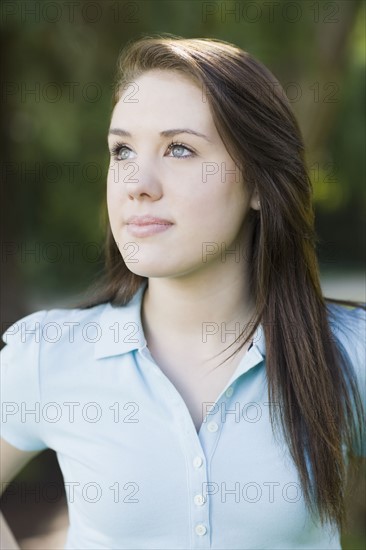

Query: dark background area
1;0;365;548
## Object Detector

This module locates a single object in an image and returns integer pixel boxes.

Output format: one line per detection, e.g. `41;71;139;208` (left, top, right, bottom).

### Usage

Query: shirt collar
94;281;266;360
94;282;148;359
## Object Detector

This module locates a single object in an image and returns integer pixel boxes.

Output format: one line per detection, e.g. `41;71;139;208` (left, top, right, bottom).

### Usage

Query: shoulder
1;303;109;355
325;303;365;415
325;302;365;365
326;303;365;456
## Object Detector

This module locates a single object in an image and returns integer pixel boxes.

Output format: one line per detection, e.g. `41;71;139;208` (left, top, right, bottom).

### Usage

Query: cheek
194;179;247;234
106;171;121;216
106;194;121;242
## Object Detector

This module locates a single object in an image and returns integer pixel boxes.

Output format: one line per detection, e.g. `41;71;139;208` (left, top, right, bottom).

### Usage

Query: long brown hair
73;34;365;532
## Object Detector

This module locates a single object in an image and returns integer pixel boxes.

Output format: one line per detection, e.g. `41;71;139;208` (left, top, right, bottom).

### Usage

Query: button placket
190;451;211;548
145;354;219;548
190;406;223;548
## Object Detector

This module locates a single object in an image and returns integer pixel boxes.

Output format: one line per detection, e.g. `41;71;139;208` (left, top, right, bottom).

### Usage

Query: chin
123;258;176;278
125;266;169;278
123;255;199;278
125;260;212;280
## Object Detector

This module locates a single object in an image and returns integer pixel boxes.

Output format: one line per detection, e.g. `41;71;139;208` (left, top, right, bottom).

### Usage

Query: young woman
1;35;365;550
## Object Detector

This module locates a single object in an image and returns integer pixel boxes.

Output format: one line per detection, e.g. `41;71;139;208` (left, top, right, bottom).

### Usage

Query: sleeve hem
1;430;48;452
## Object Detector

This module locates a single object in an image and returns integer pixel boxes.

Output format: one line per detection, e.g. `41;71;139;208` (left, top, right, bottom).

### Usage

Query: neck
140;253;256;362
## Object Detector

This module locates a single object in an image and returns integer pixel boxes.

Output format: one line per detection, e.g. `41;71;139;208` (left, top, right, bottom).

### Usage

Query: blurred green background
1;0;365;548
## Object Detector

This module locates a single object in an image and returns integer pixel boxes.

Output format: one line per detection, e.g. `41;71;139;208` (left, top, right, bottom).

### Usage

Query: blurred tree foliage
1;0;365;313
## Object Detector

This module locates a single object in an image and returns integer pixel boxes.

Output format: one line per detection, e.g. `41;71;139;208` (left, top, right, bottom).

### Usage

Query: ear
250;188;260;211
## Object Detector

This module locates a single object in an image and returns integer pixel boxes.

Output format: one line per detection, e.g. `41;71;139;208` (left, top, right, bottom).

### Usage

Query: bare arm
0;438;43;550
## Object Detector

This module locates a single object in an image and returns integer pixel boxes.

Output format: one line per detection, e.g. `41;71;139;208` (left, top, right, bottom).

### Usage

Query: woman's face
107;69;256;278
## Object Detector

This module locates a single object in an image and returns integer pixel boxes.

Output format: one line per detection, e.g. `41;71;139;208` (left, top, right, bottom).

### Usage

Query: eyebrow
108;128;212;142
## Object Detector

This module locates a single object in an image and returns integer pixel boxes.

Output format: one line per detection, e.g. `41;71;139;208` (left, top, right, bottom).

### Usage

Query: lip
125;215;174;238
126;215;173;226
126;223;173;237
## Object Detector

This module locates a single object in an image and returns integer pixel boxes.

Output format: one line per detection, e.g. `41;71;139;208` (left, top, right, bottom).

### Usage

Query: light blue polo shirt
1;281;365;549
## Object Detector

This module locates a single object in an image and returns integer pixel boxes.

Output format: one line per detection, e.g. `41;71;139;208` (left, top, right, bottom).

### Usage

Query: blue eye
166;142;194;159
109;141;195;161
109;144;131;160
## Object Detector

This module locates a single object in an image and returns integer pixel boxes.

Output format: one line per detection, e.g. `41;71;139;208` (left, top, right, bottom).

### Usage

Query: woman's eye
118;146;132;160
110;145;132;161
109;142;194;161
166;142;194;159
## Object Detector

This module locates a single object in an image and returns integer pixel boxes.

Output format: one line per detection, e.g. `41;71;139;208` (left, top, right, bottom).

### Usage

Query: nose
121;159;163;201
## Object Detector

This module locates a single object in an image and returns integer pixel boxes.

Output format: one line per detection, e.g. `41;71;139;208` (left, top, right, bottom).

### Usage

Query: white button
195;524;207;536
194;494;205;506
225;386;234;397
193;456;203;468
207;421;218;432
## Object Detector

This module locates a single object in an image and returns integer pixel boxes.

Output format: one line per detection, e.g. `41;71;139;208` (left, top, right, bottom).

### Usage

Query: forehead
111;70;213;130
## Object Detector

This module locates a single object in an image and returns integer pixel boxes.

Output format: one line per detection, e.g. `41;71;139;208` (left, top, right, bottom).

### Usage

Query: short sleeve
330;305;366;457
0;309;49;451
